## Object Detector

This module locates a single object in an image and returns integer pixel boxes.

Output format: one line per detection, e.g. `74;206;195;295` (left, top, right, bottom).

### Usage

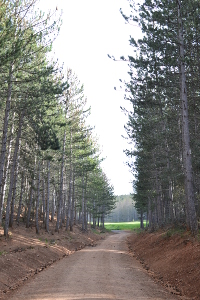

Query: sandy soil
8;231;177;300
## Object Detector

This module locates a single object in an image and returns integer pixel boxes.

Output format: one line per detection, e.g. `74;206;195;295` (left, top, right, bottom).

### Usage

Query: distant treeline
105;195;138;223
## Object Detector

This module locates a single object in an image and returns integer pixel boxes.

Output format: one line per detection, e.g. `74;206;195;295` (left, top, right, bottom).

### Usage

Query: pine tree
121;0;199;233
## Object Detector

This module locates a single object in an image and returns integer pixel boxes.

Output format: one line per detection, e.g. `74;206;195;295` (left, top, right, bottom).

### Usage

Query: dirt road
10;231;178;300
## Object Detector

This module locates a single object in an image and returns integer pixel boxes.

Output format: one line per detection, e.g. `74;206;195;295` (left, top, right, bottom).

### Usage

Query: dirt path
10;231;178;300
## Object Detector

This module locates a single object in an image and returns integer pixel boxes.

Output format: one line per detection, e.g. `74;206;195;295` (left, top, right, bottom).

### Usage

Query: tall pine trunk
177;0;197;234
82;175;85;231
4;111;24;237
16;171;24;224
42;161;46;225
66;168;72;230
46;160;50;232
9;141;21;227
51;189;55;222
66;129;72;231
70;173;75;231
36;161;41;234
0;111;15;225
56;130;66;232
26;158;36;228
93;200;96;229
84;174;88;231
0;64;13;203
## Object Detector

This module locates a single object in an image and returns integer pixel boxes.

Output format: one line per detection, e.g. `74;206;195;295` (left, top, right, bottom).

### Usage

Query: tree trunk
9;140;21;227
84;173;88;231
82;175;85;231
93;200;96;228
26;152;36;228
4;111;24;237
0;64;13;205
148;197;152;228
140;209;144;229
0;112;15;225
177;0;197;234
16;171;24;224
59;193;63;229
70;173;75;231
74;197;77;225
46;160;50;232
56;130;66;232
36;161;40;234
51;189;55;222
66;129;73;231
66;174;72;230
63;190;67;224
42;161;46;225
102;210;105;229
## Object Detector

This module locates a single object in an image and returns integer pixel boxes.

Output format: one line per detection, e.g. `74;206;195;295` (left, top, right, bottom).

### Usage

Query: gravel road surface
10;231;177;300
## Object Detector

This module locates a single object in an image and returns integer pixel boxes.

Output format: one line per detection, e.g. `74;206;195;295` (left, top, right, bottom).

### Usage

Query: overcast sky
38;0;140;195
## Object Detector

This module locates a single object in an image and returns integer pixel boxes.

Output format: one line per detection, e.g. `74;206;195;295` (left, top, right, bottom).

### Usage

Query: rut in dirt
10;231;178;300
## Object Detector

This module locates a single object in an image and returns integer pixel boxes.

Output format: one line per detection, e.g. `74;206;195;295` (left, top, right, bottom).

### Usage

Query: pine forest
1;1;200;299
0;0;115;237
122;0;200;234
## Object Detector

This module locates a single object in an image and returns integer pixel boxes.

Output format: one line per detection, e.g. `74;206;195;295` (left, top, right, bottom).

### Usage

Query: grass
163;227;188;239
91;228;101;235
104;221;141;231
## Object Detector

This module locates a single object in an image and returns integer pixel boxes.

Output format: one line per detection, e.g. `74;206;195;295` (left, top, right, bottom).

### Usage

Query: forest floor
128;229;200;300
0;223;199;299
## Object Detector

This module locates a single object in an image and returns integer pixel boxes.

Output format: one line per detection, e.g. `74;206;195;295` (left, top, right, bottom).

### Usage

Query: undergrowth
91;228;101;235
163;228;185;238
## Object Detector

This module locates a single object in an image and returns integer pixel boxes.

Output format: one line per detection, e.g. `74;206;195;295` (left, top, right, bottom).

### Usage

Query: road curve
10;231;177;300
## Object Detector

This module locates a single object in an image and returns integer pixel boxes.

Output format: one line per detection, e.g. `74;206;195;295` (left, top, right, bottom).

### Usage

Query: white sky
38;0;141;195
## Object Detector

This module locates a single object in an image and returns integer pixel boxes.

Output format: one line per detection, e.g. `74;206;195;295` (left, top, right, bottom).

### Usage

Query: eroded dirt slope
1;223;199;300
0;223;107;299
128;230;200;300
9;231;177;300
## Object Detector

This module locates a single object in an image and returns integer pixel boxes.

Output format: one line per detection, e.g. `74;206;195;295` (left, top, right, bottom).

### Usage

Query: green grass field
104;221;141;231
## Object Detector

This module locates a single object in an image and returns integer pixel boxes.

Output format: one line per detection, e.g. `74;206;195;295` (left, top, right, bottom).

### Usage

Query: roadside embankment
0;223;109;299
127;229;200;299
